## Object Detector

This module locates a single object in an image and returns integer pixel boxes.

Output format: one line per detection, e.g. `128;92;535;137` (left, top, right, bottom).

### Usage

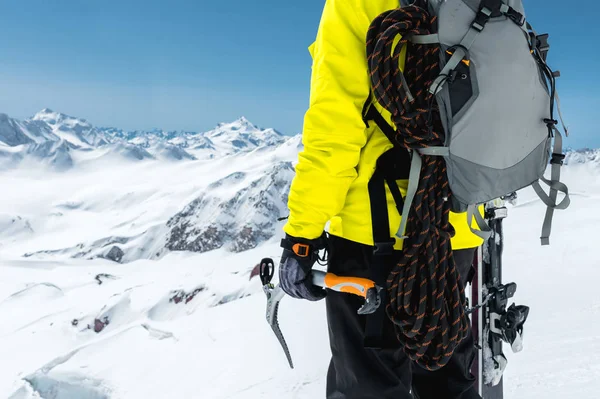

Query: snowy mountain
0;110;288;168
165;161;294;253
95;116;285;160
203;117;286;154
151;142;198;161
0;109;599;397
3;108;598;265
31;109;107;147
20;160;295;263
0;112;56;146
1;151;599;398
0;109;298;263
564;147;600;166
25;140;76;170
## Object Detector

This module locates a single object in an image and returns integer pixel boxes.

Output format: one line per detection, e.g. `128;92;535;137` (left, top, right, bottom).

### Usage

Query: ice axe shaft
311;270;375;297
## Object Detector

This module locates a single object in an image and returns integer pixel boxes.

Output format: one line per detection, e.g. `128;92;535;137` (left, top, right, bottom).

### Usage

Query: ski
470;199;530;399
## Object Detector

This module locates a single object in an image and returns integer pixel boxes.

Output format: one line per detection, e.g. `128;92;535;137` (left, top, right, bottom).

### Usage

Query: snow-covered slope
150;142;197;161
165;161;293;253
1;108;598;398
0;112;56;146
25;140;76;170
565;147;600;166
0;116;299;263
0;160;598;398
13;159;294;263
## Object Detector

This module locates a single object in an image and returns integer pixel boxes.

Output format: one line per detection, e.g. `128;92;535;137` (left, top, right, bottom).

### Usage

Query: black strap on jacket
365;165;394;348
363;102;411;348
363;100;399;147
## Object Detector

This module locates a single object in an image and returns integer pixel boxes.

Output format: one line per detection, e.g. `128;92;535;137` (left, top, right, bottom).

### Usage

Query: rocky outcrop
165;162;293;254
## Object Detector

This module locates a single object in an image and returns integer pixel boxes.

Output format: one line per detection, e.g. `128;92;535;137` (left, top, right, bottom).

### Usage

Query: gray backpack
395;0;570;245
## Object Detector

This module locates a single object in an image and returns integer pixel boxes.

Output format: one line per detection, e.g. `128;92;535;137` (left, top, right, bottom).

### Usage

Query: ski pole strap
532;129;570;245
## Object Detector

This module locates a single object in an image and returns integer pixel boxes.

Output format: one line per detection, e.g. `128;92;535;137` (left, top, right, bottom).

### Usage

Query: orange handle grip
322;273;376;298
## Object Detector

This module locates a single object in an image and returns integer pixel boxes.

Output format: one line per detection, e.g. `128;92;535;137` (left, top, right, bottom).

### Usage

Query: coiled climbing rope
366;2;470;371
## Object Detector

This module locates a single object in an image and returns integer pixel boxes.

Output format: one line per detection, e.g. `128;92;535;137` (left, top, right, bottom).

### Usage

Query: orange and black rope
366;3;470;371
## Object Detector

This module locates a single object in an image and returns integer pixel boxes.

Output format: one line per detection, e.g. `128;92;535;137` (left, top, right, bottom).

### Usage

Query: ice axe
259;257;382;369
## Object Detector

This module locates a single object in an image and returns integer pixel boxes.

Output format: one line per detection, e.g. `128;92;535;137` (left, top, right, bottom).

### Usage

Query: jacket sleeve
283;0;371;240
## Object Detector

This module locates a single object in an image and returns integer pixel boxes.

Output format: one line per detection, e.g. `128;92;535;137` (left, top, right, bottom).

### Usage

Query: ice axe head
357;285;383;315
258;257;383;370
259;258;275;287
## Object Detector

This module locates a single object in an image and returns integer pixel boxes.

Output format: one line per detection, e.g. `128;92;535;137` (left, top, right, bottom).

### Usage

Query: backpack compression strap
531;128;570;246
524;22;571;245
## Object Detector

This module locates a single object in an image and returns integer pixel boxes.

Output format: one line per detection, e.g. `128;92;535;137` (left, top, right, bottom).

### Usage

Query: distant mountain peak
32;108;60;121
215;116;256;131
32;108;89;125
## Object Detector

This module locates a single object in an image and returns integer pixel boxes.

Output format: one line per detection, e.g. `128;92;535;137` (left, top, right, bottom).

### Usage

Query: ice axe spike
259;258;383;369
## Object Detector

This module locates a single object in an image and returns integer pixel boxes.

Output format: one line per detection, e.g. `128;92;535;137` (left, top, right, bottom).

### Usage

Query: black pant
325;235;481;399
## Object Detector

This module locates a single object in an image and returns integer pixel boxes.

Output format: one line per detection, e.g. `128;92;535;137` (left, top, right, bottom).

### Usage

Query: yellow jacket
283;0;483;251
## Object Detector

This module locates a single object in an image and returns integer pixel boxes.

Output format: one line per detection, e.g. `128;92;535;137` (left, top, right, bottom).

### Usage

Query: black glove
278;233;328;301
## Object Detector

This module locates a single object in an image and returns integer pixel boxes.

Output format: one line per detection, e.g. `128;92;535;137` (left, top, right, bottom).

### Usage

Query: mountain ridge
0;110;291;168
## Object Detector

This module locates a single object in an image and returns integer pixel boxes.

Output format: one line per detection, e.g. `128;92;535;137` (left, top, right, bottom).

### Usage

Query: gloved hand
278;233;328;301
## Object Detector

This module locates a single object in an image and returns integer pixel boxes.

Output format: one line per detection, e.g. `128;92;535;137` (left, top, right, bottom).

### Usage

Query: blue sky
0;0;597;148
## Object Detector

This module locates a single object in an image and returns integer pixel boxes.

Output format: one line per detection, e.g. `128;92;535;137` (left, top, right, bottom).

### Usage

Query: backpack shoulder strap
362;100;421;240
362;100;398;146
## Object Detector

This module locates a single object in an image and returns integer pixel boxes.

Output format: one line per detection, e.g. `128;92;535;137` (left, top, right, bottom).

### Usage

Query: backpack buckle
551;153;565;166
504;7;525;27
471;7;492;32
536;34;551;61
373;240;395;256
